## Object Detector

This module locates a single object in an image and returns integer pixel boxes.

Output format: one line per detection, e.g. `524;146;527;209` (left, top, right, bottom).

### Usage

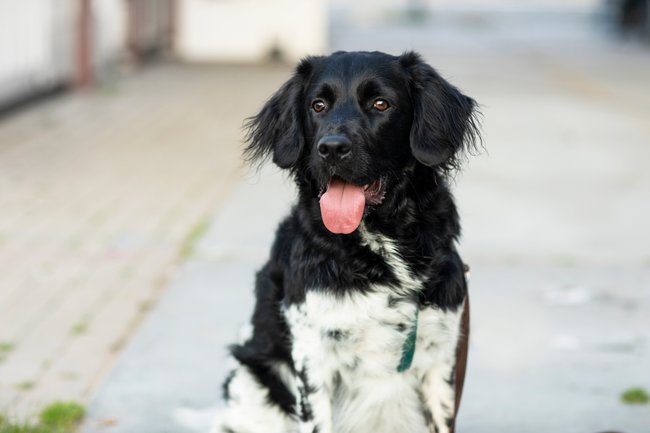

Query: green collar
397;307;419;372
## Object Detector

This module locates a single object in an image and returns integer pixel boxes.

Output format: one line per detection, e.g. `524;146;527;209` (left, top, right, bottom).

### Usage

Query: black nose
317;135;351;161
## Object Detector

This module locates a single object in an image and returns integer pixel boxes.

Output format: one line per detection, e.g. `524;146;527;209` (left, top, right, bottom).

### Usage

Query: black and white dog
214;51;480;433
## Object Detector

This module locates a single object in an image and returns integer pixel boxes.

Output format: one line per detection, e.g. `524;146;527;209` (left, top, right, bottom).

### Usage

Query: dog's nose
317;135;351;161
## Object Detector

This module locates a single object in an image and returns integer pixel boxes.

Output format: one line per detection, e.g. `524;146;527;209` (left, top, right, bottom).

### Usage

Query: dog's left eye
312;100;327;113
372;98;389;112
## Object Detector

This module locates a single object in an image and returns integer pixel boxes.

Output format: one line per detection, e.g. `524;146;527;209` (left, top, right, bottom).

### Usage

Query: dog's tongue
319;178;366;234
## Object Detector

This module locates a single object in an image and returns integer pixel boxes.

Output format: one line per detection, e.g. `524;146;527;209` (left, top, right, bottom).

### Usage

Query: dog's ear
244;58;313;169
400;51;480;170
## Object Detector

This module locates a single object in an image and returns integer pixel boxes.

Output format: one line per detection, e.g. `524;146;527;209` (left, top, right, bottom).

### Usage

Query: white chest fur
283;226;464;433
286;291;462;433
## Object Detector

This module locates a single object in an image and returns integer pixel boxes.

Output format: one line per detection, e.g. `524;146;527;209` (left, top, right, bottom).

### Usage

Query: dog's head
245;51;480;234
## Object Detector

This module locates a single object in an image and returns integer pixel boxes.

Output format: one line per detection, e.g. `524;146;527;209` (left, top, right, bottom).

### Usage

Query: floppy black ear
244;59;313;169
400;51;480;170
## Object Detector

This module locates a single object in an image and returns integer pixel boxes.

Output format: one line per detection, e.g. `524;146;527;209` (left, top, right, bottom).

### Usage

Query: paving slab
0;62;292;418
458;264;650;433
82;165;295;433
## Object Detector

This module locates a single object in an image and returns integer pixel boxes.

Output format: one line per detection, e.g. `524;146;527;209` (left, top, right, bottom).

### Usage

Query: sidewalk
82;164;296;433
0;63;292;418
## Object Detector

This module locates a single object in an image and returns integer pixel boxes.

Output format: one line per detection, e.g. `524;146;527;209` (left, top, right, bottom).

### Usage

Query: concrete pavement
81;165;295;433
0;63;292;419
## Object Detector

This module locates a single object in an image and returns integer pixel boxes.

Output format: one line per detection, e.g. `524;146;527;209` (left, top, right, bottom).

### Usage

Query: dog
213;50;480;433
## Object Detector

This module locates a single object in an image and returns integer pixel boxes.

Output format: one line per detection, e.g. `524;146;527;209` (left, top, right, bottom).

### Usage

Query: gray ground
0;63;277;416
82;6;650;433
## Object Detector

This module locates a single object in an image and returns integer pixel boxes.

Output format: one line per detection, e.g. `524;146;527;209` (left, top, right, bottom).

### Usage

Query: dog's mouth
318;176;386;234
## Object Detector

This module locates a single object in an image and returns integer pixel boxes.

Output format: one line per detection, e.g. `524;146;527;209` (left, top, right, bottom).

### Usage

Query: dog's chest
286;289;453;372
285;227;431;377
283;227;462;433
287;289;417;375
285;290;457;433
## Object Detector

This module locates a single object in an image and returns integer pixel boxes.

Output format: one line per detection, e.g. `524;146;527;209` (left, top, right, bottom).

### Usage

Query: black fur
229;50;480;425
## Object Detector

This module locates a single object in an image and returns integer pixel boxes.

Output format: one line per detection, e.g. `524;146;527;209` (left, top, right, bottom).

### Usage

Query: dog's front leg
420;298;469;433
287;306;333;433
294;357;333;433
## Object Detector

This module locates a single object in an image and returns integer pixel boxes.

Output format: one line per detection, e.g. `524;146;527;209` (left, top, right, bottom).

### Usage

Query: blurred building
0;1;172;107
0;0;327;110
608;0;649;35
1;0;645;111
174;0;327;62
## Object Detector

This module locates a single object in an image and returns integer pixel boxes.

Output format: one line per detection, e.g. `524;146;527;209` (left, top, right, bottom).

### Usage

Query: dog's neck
287;164;465;309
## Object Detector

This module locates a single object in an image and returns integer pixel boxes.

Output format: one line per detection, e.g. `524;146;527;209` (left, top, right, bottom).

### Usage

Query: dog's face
245;51;479;234
304;52;414;191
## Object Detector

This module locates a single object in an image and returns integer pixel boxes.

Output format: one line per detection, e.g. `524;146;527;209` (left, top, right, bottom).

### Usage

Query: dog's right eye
312;100;327;113
372;98;390;112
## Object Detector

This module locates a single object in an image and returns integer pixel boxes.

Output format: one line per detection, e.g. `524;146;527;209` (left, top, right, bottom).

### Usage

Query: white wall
94;0;128;69
175;0;328;62
0;0;129;105
0;0;73;103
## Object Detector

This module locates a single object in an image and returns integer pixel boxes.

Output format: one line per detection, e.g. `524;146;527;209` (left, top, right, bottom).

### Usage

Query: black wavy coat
220;50;480;433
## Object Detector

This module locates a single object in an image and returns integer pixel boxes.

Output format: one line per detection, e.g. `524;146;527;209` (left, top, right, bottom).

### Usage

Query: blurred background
0;0;649;432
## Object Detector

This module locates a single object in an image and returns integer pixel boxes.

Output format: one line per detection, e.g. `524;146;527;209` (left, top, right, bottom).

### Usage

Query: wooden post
126;0;140;66
76;0;93;87
167;0;176;52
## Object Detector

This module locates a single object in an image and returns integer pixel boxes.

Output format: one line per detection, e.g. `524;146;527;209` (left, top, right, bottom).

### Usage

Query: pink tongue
319;178;366;234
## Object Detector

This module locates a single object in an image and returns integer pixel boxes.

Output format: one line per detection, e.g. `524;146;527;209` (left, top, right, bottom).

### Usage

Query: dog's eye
312;100;327;113
373;98;389;112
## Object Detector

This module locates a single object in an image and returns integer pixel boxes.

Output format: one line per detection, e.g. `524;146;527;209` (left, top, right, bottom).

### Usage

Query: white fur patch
358;224;423;293
415;302;465;433
212;366;296;433
284;296;465;433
